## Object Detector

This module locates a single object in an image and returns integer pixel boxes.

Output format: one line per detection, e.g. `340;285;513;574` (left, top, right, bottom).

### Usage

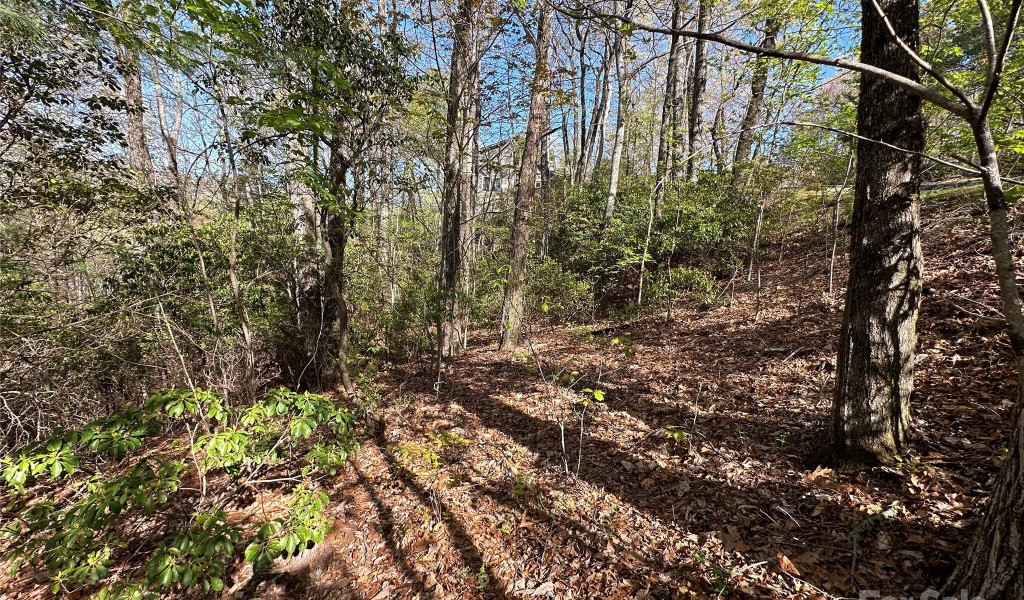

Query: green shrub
0;387;356;597
527;258;596;323
647;266;723;308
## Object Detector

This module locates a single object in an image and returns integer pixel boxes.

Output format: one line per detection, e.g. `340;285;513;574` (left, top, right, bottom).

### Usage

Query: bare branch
867;0;975;109
778;121;990;177
552;2;970;118
977;0;998;82
980;0;1024;120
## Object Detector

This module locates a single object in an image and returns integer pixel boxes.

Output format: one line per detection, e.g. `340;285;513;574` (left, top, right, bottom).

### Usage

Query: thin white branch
779;121;986;177
977;0;998;82
981;0;1024;119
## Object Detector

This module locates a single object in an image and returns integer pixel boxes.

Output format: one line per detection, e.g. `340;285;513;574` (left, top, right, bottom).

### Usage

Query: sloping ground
0;189;1017;600
290;192;1015;599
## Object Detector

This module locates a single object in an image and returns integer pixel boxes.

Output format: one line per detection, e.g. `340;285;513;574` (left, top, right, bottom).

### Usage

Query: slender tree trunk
215;80;256;397
748;201;764;281
153;62;223;386
323;141;354;393
574;23;588;186
561;110;571;184
655;0;684;214
675;42;690;179
151;65;185;196
686;0;708;181
115;46;153;184
711;100;727;173
604;1;632;222
580;44;612;183
829;151;855;296
828;0;923;466
438;0;479;366
498;5;551;350
944;118;1024;600
732;18;780;178
593;76;610;179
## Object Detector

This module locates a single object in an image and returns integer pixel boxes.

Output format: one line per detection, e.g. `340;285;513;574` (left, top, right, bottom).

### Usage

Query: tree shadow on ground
374;309;969;596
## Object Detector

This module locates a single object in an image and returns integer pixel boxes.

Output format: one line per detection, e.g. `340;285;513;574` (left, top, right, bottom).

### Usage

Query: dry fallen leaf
774;552;802;577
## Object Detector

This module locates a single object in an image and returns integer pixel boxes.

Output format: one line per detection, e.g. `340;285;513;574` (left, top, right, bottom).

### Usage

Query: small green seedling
580;388;605;407
665;426;690;444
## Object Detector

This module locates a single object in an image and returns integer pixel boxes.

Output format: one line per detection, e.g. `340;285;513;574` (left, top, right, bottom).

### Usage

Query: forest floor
283;189;1016;600
1;187;1018;600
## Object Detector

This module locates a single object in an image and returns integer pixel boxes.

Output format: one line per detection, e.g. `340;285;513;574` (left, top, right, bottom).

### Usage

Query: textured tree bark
654;0;686;215
498;5;552;351
115;45;154;184
828;0;923;466
438;0;479;365
946;377;1024;599
324;143;354;393
944;118;1024;600
686;0;708;182
732;18;779;177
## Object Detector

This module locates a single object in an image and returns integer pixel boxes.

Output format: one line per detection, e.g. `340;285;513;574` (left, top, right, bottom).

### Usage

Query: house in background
476;132;554;206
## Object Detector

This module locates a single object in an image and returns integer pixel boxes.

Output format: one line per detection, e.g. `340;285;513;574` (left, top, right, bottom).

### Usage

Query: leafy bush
0;387;355;597
244;485;331;574
526;258;596;323
545;173;750;314
647;266;723;308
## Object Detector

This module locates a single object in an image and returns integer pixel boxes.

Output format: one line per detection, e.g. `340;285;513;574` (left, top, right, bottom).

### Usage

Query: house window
494;178;501;192
483;176;491;191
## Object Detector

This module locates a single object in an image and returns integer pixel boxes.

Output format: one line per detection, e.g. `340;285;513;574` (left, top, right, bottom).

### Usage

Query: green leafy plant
146;508;240;592
580;387;606;407
665;425;690;444
244;485;331;574
0;387;355;597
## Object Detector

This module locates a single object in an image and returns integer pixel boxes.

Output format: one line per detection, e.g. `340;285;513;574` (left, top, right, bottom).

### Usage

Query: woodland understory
2;187;1018;599
4;0;1024;598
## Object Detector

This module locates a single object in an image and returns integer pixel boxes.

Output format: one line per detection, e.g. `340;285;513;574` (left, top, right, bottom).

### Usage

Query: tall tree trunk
828;0;923;466
654;0;684;214
604;0;632;222
710;99;727;173
324;155;354;394
686;0;708;182
732;17;780;178
579;44;612;183
150;65;184;195
498;4;551;350
115;45;153;184
593;75;610;179
674;41;690;180
438;0;479;366
219;103;256;398
944;118;1024;600
574;23;588;186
